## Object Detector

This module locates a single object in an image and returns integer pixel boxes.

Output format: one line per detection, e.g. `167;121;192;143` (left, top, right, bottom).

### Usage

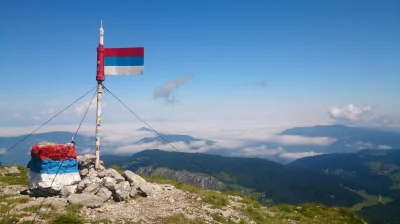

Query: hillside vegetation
0;164;367;224
104;149;373;207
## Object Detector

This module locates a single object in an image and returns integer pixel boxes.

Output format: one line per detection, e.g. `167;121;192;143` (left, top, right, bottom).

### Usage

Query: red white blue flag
104;47;144;75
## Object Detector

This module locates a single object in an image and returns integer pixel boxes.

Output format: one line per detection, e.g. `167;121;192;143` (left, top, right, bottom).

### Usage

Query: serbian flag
104;47;144;75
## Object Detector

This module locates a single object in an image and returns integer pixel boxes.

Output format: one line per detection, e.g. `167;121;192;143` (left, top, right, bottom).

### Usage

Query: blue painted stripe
28;157;78;174
104;56;144;66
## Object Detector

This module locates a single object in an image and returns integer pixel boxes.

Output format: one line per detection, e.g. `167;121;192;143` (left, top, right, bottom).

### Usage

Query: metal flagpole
95;21;105;170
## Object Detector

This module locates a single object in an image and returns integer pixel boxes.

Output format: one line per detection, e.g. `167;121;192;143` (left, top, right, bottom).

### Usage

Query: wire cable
36;90;98;223
71;88;97;143
30;88;98;223
103;85;235;190
0;86;97;157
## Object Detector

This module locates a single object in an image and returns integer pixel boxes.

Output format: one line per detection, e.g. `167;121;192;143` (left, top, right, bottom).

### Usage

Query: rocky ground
0;155;260;223
0;182;256;223
0;155;368;224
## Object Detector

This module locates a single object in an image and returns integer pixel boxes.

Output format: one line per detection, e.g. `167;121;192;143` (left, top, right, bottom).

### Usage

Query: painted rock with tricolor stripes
27;142;81;193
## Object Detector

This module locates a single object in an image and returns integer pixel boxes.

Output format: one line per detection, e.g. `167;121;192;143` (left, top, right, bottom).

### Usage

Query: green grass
268;203;365;224
153;213;204;224
141;173;366;224
0;195;30;215
345;187;394;211
111;165;124;174
65;203;83;215
48;214;84;224
0;165;29;186
142;174;230;209
0;216;20;224
0;204;12;214
0;195;29;204
0;164;367;224
22;204;55;213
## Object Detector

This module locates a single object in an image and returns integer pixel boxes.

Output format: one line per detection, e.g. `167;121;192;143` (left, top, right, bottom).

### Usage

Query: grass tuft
48;214;84;224
65;203;83;215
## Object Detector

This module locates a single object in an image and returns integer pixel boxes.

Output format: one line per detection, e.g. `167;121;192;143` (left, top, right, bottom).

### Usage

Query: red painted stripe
104;47;144;57
31;144;77;161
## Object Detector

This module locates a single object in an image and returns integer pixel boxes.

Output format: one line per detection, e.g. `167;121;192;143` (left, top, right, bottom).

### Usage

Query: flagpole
95;21;105;170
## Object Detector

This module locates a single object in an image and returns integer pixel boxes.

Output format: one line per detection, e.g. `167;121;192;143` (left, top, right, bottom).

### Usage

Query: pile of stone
0;166;20;176
61;154;154;208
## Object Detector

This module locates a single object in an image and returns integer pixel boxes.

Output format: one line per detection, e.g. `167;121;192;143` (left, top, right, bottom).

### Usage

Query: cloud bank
328;104;372;122
328;104;400;129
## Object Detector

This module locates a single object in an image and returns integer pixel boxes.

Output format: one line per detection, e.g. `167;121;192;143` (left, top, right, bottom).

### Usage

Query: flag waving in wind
104;47;144;75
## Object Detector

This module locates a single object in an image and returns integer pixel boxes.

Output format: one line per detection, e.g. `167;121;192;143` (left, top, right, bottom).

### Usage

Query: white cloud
345;141;373;150
189;140;207;148
264;135;336;146
72;98;98;116
153;75;193;104
231;145;323;160
240;146;285;157
327;104;400;129
80;148;93;154
328;104;371;122
378;145;393;150
0;119;337;162
40;109;55;116
115;141;191;154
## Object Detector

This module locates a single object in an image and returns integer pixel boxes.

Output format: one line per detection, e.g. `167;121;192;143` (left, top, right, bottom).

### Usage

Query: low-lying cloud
72;98;98;116
231;145;323;160
328;104;372;122
153;75;193;104
378;145;393;150
345;141;373;150
328;104;400;129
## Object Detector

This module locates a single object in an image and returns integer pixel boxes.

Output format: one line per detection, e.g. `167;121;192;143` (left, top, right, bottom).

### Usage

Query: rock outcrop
63;154;156;208
0;166;20;176
136;166;226;191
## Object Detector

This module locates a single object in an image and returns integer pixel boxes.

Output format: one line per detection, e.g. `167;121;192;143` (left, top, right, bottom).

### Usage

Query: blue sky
0;0;399;131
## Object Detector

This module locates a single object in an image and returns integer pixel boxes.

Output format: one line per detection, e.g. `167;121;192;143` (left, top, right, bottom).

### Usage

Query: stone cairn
27;142;154;208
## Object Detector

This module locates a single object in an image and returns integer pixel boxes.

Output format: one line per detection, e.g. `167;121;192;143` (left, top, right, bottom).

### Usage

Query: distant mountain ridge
289;148;400;197
275;124;400;155
1;124;400;165
136;134;215;146
103;149;378;207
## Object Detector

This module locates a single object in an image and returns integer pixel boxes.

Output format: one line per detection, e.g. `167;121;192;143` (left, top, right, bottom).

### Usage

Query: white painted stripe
28;170;81;191
105;66;144;75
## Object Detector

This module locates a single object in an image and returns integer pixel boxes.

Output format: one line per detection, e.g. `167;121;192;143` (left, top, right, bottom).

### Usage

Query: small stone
97;208;104;213
0;202;8;206
137;183;153;197
197;197;202;201
80;168;89;176
104;177;117;191
96;187;112;202
98;171;107;178
83;183;101;195
76;178;92;193
129;187;137;198
4;166;20;174
106;168;125;183
60;185;77;198
98;165;106;171
68;193;104;208
122;170;146;185
114;181;130;201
